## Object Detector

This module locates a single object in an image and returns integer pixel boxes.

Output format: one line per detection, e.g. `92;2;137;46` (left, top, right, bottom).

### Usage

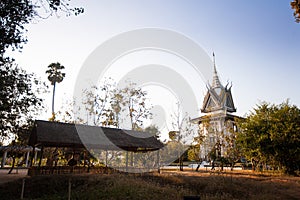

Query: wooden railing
28;166;116;176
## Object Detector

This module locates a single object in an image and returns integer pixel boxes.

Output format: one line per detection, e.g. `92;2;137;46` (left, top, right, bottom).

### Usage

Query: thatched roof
0;146;35;153
28;120;163;152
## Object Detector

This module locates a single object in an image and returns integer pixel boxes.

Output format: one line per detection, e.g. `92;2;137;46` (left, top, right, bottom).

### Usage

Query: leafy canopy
46;62;66;85
0;62;46;144
291;0;300;23
0;0;83;62
237;101;300;174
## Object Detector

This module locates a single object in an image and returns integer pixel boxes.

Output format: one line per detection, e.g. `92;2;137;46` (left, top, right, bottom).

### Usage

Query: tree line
237;101;300;175
188;101;300;175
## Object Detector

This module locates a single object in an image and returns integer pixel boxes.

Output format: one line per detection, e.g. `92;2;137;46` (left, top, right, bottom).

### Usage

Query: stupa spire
212;52;222;88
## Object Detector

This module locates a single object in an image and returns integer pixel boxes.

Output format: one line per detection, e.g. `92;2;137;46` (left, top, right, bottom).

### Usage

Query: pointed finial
211;52;222;88
213;52;217;74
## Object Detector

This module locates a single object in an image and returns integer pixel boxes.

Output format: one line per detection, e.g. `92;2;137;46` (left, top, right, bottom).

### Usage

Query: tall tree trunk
8;156;15;174
52;82;56;116
129;105;134;130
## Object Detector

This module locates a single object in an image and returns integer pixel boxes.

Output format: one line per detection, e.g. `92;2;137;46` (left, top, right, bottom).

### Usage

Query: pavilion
0;146;39;168
28;120;164;174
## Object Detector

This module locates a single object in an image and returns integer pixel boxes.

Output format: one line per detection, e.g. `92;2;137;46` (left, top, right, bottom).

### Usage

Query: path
0;169;28;185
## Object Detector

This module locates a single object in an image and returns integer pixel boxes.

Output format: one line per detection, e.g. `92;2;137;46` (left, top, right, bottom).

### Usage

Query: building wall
198;115;236;161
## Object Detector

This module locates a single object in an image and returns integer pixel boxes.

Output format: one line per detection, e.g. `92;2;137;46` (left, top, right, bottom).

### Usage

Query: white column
1;151;7;168
25;151;30;167
34;151;38;166
105;150;108;167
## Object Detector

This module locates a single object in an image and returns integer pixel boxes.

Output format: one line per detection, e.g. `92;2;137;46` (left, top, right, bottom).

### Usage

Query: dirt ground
166;168;300;184
0;168;299;199
162;169;300;199
0;168;28;185
1;167;299;186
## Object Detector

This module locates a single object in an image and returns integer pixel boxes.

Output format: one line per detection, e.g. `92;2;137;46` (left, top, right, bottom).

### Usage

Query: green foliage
46;63;65;85
144;125;160;137
0;0;82;142
83;80;152;130
83;80;117;126
187;145;200;161
237;101;300;174
127;126;160;169
121;82;152;130
291;0;300;23
194;113;241;169
221;120;242;168
0;62;46;143
170;102;195;144
0;0;83;62
168;131;178;141
55;98;84;123
0;0;34;62
169;103;196;170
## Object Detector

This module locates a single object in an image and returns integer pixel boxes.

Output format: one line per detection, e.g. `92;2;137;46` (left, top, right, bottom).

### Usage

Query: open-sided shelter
28;120;163;173
29;120;163;151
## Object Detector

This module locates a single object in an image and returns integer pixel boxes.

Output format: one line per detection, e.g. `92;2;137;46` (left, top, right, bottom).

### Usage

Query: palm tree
46;62;65;120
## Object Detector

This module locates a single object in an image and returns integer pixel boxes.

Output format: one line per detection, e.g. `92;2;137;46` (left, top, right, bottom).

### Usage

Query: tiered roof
201;54;236;113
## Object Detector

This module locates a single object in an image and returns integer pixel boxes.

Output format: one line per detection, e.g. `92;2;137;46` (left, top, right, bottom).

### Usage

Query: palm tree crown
46;62;65;85
46;62;65;120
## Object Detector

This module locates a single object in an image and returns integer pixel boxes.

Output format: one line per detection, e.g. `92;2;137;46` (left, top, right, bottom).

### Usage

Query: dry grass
0;170;299;200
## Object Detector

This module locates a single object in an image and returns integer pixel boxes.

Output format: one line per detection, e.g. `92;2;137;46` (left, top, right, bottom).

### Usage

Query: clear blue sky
10;0;300;118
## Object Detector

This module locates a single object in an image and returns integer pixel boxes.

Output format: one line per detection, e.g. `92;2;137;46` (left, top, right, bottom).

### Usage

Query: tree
193;113;243;171
169;102;196;171
82;81;154;169
83;81;152;130
121;82;152;130
0;0;83;63
0;0;34;63
133;125;160;170
237;103;276;171
0;62;46;143
55;97;84;123
237;101;300;175
187;144;200;162
291;0;300;23
83;80;121;127
221;120;242;171
46;62;65;120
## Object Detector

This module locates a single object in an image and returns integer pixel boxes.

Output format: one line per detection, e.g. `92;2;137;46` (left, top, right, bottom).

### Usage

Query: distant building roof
191;112;243;124
201;56;236;113
28;120;164;152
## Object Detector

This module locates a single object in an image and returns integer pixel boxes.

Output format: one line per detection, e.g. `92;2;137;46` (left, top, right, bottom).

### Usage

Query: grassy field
0;170;299;200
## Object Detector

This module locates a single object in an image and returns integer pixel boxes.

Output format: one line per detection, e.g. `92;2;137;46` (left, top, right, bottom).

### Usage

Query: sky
8;0;300;125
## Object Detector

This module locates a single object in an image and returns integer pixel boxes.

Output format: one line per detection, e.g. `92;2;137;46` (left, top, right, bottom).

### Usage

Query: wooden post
25;151;30;167
68;178;71;200
30;146;35;167
34;150;38;166
130;152;133;166
105;150;108;167
38;146;44;168
125;151;128;172
157;150;160;173
20;178;25;199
